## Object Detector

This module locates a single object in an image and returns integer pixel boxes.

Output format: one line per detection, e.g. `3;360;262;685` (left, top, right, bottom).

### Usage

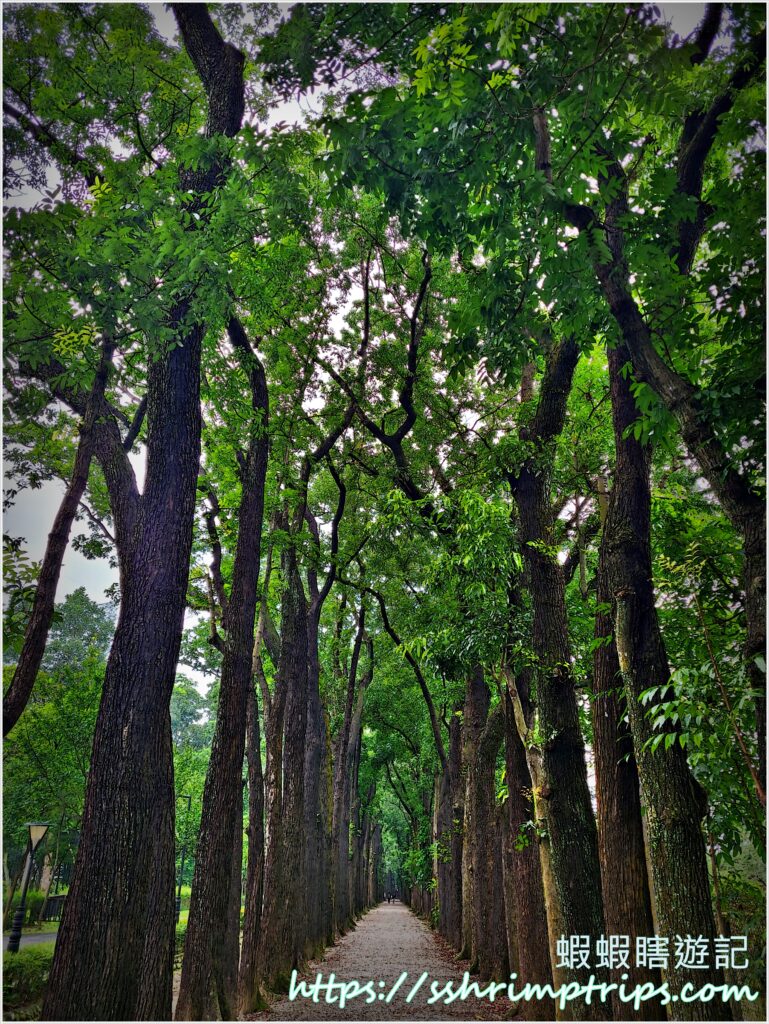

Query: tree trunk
255;552;309;992
321;708;335;945
436;704;464;950
222;782;244;1008
459;665;489;969
43;10;245;1018
471;703;507;981
303;617;327;958
500;805;519;979
348;734;363;922
603;345;728;1020
368;824;382;905
331;604;366;935
510;339;610;1018
593;498;662;1020
238;686;265;1015
176;320;268;1021
4;340;115;736
436;768;452;937
246;629;286;1011
346;642;373;921
502;685;555;1019
584;175;766;795
43;348;200;1021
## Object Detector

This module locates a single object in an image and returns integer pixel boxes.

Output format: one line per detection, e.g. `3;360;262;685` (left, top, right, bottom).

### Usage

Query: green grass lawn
3;922;59;937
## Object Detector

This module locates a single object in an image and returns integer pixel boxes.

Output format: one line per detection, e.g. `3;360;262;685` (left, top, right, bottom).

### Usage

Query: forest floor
245;902;518;1021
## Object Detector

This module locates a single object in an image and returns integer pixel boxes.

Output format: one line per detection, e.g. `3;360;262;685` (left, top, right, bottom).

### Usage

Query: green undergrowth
3;942;55;1019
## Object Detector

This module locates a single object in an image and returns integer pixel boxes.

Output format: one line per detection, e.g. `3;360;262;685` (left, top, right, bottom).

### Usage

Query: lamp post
7;822;49;953
175;795;192;925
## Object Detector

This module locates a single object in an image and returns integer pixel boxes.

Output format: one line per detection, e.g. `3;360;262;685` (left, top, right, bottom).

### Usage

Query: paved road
3;930;58;951
246;902;515;1021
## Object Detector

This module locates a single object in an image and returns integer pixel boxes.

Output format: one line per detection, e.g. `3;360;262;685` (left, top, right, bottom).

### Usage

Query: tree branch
121;395;148;452
340;576;447;773
3;100;99;186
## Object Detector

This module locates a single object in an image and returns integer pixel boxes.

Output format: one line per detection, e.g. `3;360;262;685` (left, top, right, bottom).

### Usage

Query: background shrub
3;942;55;1011
174;923;186;970
4;890;46;926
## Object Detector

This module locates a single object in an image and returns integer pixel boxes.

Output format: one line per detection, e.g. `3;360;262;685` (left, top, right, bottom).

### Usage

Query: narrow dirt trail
246;902;516;1021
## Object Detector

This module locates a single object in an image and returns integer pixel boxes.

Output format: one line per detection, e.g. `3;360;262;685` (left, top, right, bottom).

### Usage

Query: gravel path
247;903;516;1021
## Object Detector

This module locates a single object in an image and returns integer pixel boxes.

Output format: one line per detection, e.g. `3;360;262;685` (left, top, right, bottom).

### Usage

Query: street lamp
175;796;192;925
7;822;49;953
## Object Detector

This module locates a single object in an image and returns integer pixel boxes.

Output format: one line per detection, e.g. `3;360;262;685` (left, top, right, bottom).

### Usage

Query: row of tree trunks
255;551;309;994
303;626;329;960
234;551;382;1015
435;708;463;950
238;465;369;1011
582;132;767;796
418;326;730;1024
303;485;346;960
331;604;367;935
602;345;727;1020
351;783;376;918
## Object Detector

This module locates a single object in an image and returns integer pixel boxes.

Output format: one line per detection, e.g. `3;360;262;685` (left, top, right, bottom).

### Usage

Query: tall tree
41;7;246;1017
176;317;269;1021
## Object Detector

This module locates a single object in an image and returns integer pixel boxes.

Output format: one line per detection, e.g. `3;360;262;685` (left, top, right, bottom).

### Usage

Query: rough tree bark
459;665;489;969
237;685;265;1014
436;707;464;950
43;8;245;1018
255;550;309;993
331;603;367;935
471;703;508;981
508;338;611;1019
501;682;555;1019
592;478;662;1020
346;643;374;921
603;344;728;1020
176;316;269;1020
223;781;244;1006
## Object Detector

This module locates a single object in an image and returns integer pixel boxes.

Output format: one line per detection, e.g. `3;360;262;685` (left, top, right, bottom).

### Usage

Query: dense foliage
2;3;765;1022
